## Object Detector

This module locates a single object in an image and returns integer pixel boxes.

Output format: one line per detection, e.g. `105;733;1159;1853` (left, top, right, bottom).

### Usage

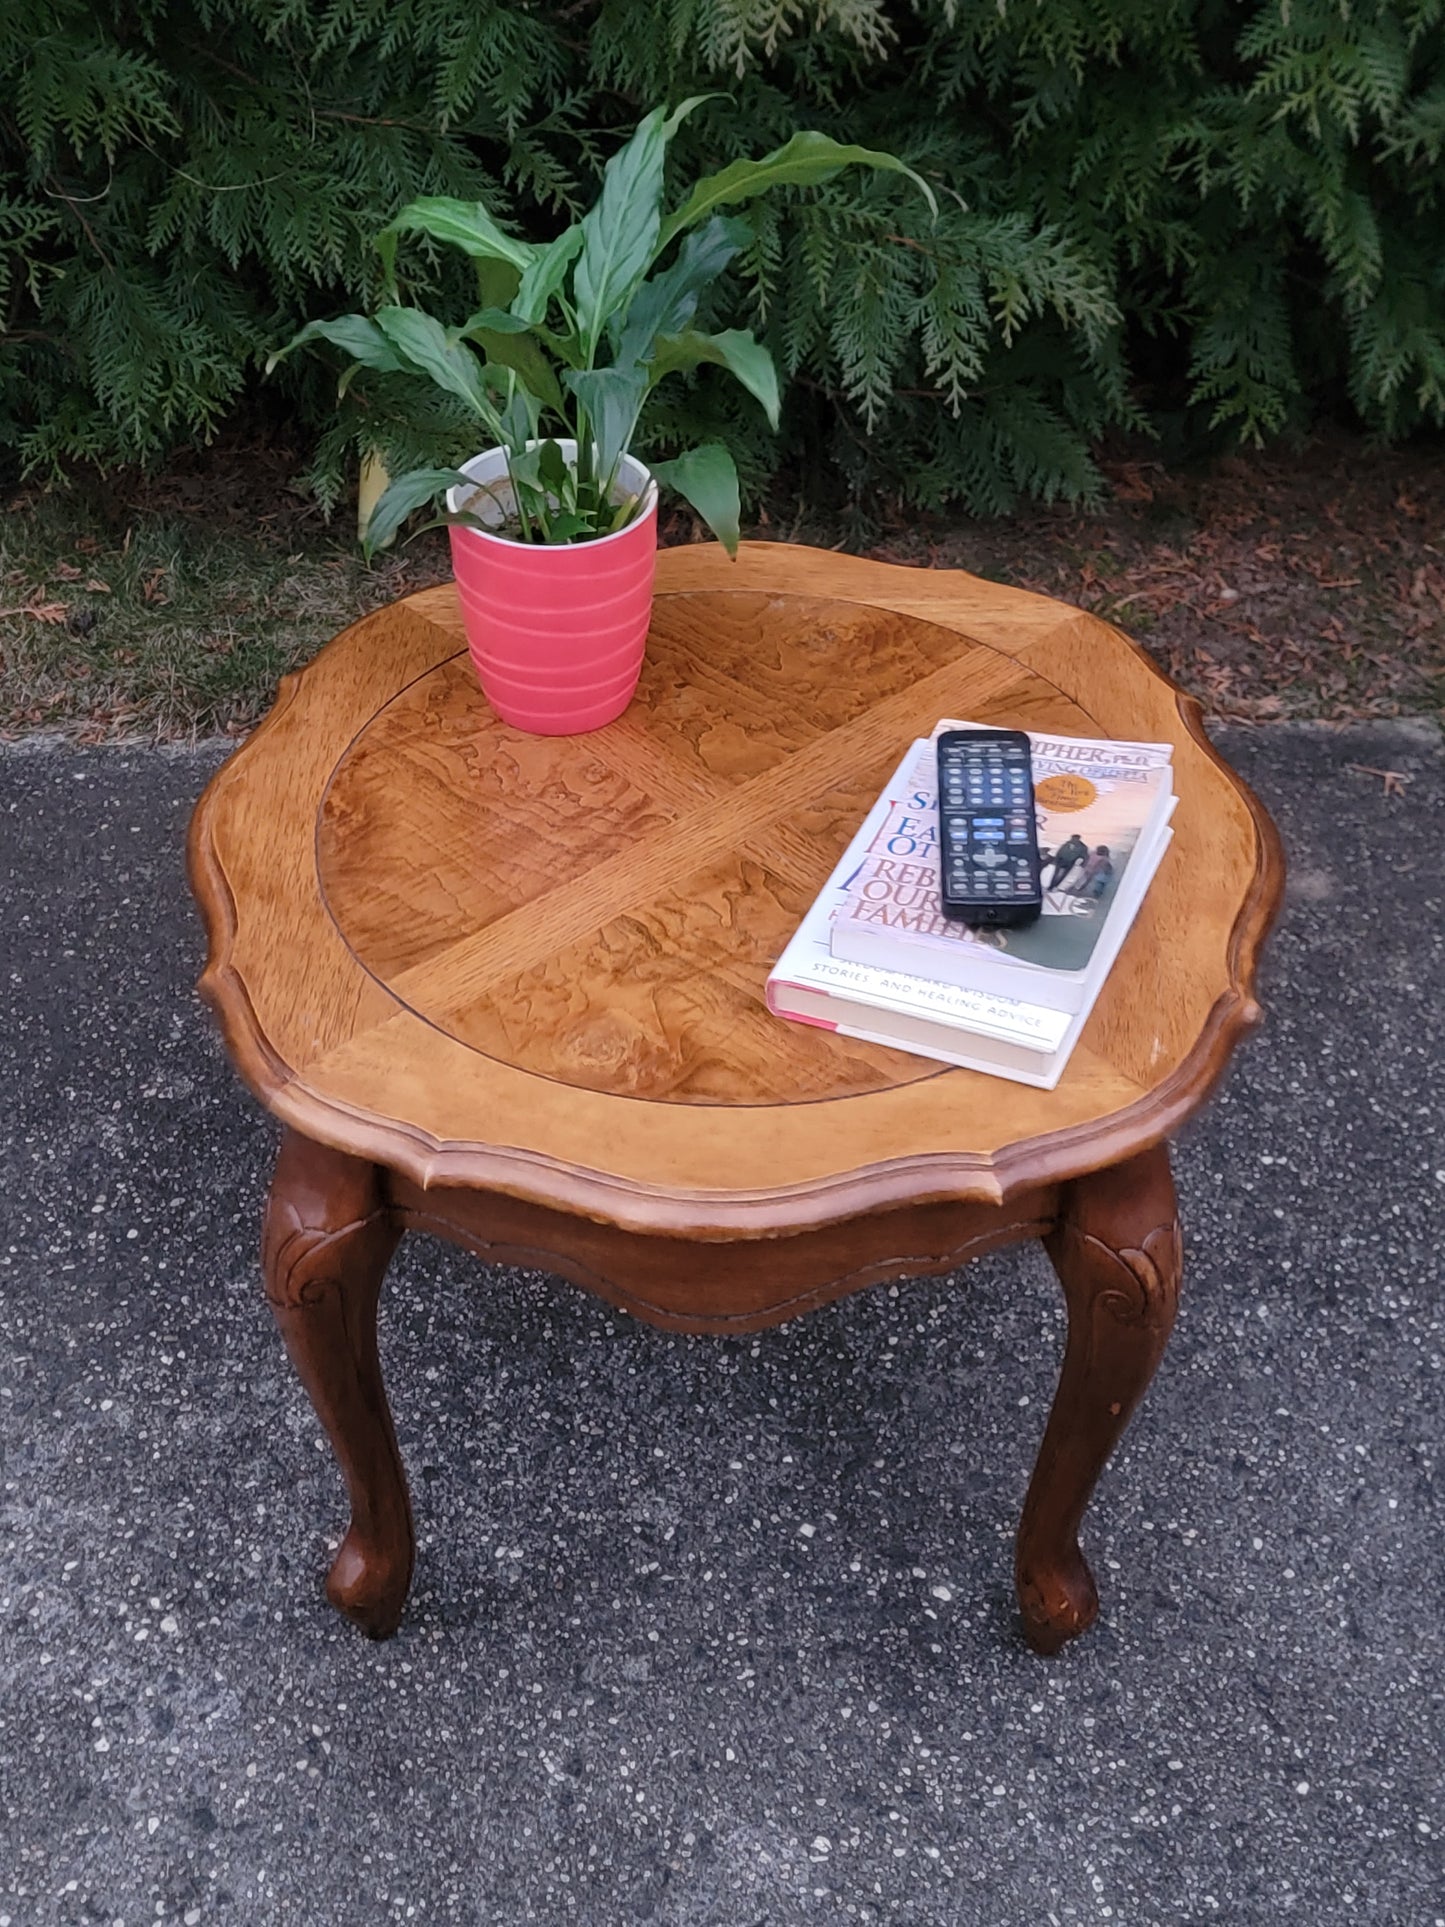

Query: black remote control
936;728;1044;927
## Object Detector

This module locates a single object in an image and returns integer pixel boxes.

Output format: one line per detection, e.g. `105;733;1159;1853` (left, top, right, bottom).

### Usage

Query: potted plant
273;101;933;735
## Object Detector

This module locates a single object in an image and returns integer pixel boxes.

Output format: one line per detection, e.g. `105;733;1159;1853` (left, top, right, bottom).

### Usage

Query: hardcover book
827;723;1175;1014
764;731;1176;1087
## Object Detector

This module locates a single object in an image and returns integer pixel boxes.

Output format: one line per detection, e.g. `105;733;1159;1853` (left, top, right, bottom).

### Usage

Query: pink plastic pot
446;442;658;735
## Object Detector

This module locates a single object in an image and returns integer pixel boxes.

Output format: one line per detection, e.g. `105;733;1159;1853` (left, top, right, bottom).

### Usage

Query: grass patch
1;485;447;740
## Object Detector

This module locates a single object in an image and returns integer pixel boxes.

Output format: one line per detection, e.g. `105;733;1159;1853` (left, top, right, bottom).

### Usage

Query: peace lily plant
275;101;934;732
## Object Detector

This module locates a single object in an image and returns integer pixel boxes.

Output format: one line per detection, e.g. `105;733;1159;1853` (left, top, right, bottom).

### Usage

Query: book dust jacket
835;736;1169;975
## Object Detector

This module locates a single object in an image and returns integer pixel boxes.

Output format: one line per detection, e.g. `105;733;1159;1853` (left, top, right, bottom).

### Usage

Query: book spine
767;991;1064;1088
768;957;1069;1051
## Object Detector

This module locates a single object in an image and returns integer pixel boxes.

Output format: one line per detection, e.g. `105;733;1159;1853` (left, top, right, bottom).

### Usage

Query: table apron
384;1173;1060;1334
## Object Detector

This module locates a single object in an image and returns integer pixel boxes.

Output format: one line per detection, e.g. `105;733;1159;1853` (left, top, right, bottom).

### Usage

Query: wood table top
189;543;1282;1233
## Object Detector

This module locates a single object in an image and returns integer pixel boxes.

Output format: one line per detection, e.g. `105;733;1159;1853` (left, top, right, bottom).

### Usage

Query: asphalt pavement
1;719;1442;1926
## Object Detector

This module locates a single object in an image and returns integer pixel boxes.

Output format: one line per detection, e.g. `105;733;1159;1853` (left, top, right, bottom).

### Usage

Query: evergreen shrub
4;0;1442;520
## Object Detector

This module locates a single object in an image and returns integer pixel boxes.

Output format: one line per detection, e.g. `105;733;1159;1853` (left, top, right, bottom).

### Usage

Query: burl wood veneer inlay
316;591;1083;1103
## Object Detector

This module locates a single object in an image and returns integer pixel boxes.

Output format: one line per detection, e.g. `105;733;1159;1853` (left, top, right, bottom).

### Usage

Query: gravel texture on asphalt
1;721;1442;1926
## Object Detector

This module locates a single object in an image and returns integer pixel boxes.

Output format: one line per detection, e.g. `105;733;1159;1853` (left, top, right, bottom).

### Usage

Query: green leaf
546;511;592;541
662;94;724;137
657;133;938;249
458;306;532;336
514;224;583;324
498;388;534;447
459;308;564;414
363;466;476;557
373;308;499;428
563;365;650;484
647;328;781;427
407;507;515;543
537;437;572;498
573;110;667;360
501;448;545;536
650;444;741;556
613;215;752;365
376;197;536;284
265;315;404;378
507;444;545;491
574;97;711;359
476;258;522;312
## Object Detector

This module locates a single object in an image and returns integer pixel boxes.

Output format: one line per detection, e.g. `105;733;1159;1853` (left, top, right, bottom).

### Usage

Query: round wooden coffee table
189;543;1282;1651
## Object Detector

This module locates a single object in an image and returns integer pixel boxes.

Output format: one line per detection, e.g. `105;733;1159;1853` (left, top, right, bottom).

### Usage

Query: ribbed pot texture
446;443;658;736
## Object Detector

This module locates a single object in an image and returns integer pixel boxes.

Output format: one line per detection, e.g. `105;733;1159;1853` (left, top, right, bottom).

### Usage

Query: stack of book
765;719;1176;1088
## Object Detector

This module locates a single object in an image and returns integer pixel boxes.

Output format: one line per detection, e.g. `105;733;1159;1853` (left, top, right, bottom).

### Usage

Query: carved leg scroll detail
261;1129;411;1637
1017;1145;1182;1655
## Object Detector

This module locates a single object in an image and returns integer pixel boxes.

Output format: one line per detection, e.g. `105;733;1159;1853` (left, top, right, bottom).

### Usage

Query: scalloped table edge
188;545;1285;1236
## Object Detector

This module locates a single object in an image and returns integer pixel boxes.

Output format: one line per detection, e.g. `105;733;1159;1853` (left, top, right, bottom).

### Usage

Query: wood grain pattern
190;545;1284;1231
1016;1144;1183;1654
317;595;1039;1090
385;1169;1058;1334
262;1130;411;1637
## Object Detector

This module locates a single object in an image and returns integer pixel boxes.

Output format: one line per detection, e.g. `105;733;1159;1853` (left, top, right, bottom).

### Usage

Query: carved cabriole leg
261;1129;411;1637
1016;1144;1182;1655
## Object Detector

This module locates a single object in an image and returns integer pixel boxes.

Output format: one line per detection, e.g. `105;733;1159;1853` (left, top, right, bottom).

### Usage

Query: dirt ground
846;434;1445;726
2;430;1440;739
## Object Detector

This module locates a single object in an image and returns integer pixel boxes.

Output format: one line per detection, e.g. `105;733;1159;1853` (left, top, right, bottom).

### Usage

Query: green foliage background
4;0;1443;520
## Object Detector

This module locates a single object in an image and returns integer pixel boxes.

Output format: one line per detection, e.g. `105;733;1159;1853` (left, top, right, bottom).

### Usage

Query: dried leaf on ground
1345;764;1412;797
0;598;69;624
